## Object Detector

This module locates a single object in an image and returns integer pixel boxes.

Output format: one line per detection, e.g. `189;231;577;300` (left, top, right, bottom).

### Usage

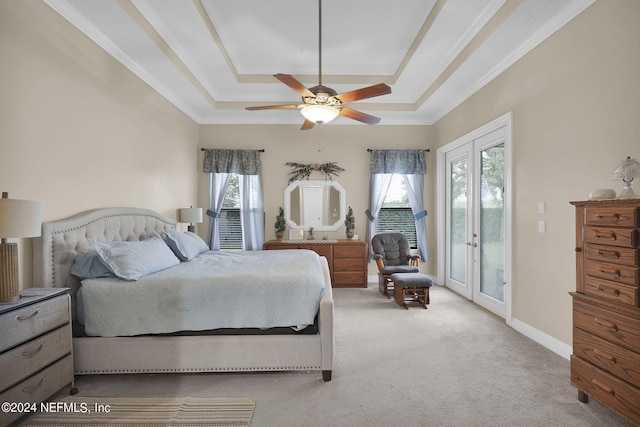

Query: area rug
24;396;255;426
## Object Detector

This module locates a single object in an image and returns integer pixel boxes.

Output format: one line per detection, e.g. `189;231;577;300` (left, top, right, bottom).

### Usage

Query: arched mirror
284;180;346;232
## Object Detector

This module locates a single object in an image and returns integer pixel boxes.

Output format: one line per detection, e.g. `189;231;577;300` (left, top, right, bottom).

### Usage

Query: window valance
202;149;262;175
369;149;427;175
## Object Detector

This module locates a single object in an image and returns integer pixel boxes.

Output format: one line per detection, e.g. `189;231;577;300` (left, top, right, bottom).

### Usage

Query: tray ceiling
43;0;595;126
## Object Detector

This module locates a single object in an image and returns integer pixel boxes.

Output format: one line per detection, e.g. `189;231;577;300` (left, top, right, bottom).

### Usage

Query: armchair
371;232;419;297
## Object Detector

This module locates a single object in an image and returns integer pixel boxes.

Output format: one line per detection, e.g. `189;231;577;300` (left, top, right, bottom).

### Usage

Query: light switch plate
538;220;546;233
537;201;546;214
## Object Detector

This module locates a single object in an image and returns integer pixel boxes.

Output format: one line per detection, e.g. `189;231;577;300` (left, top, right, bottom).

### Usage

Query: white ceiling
43;0;595;126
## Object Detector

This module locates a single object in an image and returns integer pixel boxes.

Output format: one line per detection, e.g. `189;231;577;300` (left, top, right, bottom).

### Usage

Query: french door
439;114;511;321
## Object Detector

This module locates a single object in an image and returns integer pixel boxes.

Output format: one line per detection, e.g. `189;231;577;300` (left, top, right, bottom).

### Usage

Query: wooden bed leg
322;370;332;382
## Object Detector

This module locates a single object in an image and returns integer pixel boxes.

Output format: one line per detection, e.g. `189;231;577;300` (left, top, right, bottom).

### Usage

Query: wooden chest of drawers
0;288;74;426
570;199;640;425
263;240;368;287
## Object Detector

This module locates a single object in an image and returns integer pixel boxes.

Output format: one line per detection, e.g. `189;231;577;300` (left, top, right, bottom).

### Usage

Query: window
219;174;242;249
375;175;417;248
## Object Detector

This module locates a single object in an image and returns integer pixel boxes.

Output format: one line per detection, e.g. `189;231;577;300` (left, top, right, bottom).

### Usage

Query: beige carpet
24;396;255;426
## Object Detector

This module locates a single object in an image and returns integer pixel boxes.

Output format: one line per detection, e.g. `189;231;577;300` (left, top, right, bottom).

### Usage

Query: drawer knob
596;213;620;221
16;308;41;321
594;317;618;332
596;286;620;297
591;378;615;396
21;376;45;395
592;348;616;364
596;249;620;259
21;343;44;358
596;267;621;279
593;231;616;241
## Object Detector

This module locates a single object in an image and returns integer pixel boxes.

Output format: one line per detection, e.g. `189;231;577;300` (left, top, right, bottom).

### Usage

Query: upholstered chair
371;232;419;297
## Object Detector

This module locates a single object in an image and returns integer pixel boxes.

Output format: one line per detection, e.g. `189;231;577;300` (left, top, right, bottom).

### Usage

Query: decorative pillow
91;234;180;281
164;230;209;261
70;251;116;279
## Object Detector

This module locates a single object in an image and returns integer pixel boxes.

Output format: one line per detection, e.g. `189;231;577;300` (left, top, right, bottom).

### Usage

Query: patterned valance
202;149;262;175
369;149;427;174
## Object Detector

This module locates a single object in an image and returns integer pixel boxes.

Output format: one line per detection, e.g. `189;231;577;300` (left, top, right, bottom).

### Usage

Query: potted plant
275;207;286;239
344;206;355;239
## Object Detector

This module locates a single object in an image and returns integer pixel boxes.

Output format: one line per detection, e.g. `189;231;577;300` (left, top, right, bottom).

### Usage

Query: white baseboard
511;317;572;360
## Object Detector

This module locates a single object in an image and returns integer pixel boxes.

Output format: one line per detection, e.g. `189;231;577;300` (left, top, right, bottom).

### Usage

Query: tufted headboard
32;207;176;320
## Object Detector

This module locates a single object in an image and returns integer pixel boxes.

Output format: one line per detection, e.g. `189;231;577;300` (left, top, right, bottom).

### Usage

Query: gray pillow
164;230;209;261
91;234;180;281
70;251;116;279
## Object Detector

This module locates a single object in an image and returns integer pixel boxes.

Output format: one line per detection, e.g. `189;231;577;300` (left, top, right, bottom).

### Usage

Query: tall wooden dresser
570;199;640;425
263;240;368;288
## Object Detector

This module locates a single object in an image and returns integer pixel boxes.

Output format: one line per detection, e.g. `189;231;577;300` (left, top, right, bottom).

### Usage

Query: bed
32;207;334;381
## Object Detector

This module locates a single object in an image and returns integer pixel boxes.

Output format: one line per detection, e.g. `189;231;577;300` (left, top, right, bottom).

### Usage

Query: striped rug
24;396;255;426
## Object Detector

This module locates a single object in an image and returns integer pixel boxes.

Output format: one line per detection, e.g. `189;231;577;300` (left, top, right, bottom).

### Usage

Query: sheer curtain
367;149;429;261
203;149;264;251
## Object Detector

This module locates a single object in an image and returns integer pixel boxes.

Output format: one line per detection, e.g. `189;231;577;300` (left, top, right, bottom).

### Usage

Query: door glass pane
450;158;467;283
479;144;504;301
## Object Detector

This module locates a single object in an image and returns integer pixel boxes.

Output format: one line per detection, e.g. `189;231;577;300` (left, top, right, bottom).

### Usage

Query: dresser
263;240;368;287
0;288;74;426
570;199;640;425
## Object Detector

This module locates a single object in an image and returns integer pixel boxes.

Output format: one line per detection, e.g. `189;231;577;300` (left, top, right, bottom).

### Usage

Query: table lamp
0;192;42;302
179;207;203;232
613;156;640;199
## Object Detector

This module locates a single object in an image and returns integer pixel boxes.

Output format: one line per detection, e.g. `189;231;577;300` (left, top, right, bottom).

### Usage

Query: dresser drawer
334;244;365;258
585;276;639;307
334;258;364;271
333;271;366;287
0;295;70;353
585;243;639;267
571;355;640;425
584;226;639;248
574;299;640;353
0;324;71;392
585;206;640;227
0;355;73;427
573;327;640;386
585;260;639;286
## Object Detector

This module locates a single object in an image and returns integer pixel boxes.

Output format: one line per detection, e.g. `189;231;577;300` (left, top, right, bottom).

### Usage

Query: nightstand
0;288;75;426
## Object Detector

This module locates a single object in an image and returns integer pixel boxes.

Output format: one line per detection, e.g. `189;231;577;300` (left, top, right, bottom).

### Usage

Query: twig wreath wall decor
285;162;345;183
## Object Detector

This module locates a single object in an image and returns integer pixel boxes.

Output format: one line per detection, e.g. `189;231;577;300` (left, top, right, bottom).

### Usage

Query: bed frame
32;207;334;381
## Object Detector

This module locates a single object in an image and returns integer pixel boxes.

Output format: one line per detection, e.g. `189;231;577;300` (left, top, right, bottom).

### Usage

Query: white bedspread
77;249;326;337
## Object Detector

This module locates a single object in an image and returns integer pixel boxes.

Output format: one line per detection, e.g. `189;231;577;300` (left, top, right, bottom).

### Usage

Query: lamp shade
179;207;203;224
301;105;340;124
0;198;42;238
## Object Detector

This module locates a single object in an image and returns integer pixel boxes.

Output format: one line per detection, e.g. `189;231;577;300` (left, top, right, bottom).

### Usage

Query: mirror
284;180;346;232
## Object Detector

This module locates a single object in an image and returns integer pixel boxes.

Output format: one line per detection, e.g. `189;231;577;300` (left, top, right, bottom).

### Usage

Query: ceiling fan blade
301;119;315;130
245;104;300;111
335;83;391;103
339;107;381;125
274;74;315;98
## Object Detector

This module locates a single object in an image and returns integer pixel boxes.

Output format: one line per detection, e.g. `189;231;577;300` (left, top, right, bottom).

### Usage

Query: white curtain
239;174;264;251
203;149;264;251
206;172;232;251
404;174;429;261
365;173;392;260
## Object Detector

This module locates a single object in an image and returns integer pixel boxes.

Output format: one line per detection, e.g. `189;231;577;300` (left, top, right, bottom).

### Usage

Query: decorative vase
275;230;284;240
345;229;355;239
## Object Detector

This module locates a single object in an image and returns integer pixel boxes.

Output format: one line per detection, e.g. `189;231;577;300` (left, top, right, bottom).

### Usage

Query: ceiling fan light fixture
301;104;339;124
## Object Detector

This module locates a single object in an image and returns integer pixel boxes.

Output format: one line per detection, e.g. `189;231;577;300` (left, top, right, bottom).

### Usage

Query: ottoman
390;273;433;309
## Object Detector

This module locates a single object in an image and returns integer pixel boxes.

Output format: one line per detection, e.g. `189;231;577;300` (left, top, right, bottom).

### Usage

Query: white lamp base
617;183;638;199
0;242;19;303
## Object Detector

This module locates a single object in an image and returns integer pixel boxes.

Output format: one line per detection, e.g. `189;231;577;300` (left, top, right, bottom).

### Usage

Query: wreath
285;162;345;183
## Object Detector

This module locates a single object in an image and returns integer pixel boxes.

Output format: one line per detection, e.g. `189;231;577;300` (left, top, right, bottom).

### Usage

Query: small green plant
275;207;286;233
344;206;355;232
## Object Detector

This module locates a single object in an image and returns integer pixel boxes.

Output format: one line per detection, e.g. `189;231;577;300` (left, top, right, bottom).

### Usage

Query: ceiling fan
245;0;391;130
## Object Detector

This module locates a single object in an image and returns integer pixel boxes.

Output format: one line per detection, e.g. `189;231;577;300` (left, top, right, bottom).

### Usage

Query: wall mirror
284;180;346;232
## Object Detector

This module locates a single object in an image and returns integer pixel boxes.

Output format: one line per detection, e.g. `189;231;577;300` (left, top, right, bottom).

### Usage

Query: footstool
390;273;433;309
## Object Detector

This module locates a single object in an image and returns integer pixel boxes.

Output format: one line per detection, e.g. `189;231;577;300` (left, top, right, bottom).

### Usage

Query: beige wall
198;124;434;271
432;0;640;344
0;1;200;289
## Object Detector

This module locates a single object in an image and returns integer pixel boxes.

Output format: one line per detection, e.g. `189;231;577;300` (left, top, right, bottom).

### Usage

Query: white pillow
164;230;209;261
91;234;180;281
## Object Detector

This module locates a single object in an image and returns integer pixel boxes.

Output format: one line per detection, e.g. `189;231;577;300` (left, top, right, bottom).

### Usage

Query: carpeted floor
30;284;633;427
